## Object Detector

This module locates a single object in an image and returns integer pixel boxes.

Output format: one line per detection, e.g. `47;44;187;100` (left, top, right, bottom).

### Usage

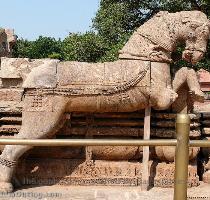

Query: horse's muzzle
182;50;204;65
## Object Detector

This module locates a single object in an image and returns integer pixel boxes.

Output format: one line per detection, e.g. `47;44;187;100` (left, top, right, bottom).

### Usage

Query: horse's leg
173;67;204;102
150;87;178;110
150;62;178;110
187;68;204;102
0;96;68;192
172;67;187;92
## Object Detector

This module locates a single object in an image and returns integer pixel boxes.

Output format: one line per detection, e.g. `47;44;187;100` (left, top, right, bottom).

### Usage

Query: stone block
0;57;31;79
22;59;58;88
0;89;23;102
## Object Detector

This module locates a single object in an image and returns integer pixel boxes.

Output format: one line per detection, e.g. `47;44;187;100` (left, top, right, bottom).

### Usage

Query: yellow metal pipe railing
0;138;177;146
174;114;190;200
190;140;210;147
1;138;210;147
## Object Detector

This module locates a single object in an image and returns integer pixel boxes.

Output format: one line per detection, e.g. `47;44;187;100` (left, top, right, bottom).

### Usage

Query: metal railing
0;114;209;200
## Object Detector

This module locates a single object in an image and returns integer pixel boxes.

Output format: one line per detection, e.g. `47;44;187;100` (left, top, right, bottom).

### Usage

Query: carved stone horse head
180;11;210;65
119;11;210;65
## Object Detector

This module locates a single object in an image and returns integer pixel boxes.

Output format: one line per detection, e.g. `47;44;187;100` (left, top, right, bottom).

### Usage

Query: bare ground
1;182;210;200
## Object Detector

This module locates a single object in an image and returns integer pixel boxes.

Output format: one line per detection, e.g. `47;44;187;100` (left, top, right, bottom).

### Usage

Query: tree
62;32;107;62
13;36;63;60
12;39;32;58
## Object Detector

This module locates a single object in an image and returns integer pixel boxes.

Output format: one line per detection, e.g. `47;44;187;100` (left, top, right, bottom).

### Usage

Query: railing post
142;106;151;191
174;114;190;200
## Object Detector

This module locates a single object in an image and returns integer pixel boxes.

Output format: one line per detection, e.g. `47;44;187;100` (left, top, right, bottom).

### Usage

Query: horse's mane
136;10;209;50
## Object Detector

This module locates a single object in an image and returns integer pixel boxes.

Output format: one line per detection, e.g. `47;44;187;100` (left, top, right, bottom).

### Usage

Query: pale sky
0;0;100;40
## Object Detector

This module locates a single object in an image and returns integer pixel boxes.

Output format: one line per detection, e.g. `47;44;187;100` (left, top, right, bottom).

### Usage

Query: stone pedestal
15;159;199;188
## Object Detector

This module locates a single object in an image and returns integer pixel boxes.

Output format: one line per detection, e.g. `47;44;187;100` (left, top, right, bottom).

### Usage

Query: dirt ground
0;182;210;200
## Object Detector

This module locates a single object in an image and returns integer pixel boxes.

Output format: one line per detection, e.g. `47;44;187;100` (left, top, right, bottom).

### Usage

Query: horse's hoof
191;90;205;103
0;182;14;193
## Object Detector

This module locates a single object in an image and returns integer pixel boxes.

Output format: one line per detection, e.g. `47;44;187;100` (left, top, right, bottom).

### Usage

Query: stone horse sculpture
0;11;209;192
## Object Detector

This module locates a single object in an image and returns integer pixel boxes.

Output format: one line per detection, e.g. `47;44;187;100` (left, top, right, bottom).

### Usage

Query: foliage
12;39;32;58
99;34;131;62
13;36;63;60
62;32;107;62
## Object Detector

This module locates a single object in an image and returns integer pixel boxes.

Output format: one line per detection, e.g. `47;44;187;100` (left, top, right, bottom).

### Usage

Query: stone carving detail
0;158;17;168
25;61;149;96
0;11;209;192
31;95;43;108
155;146;200;162
153;162;199;188
15;159;199;187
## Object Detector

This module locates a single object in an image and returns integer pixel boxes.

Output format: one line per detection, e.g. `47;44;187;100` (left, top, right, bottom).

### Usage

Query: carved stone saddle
23;59;150;96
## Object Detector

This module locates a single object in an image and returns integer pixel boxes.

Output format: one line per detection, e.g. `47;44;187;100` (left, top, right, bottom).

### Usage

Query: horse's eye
188;32;196;39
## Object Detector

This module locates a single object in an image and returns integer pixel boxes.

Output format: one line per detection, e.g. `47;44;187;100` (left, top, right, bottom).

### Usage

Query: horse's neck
119;32;173;63
119;13;181;63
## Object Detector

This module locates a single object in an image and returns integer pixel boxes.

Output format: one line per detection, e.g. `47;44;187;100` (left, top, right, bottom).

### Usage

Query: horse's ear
155;11;169;17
